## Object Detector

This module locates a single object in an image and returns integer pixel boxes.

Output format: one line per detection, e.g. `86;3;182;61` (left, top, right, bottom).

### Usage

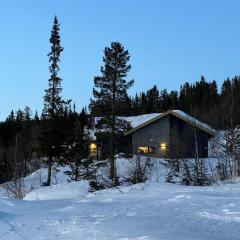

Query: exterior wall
95;114;213;159
169;115;211;158
131;114;212;158
131;116;170;157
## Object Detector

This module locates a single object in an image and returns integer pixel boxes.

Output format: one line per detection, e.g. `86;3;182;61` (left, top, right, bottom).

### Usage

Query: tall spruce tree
41;16;66;186
43;16;64;118
91;42;133;185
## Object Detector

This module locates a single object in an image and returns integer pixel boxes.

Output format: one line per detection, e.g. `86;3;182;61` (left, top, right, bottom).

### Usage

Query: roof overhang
124;110;216;136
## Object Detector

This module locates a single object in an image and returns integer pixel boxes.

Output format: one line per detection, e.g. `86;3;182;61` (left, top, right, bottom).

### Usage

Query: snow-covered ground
1;181;240;240
0;159;240;240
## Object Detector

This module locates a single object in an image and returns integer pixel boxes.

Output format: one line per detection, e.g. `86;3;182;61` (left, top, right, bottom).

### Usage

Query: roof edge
124;110;216;136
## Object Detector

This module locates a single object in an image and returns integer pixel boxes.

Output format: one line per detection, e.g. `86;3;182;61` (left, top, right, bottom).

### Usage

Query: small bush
3;177;26;199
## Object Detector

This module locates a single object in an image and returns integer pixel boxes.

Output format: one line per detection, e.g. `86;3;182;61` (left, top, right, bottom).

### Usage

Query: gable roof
124;110;216;136
121;113;161;128
94;113;160;133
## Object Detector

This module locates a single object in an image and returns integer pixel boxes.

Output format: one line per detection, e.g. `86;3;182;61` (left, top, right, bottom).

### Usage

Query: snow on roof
122;113;161;128
88;129;96;140
94;110;216;136
94;113;161;129
172;110;215;133
125;110;216;136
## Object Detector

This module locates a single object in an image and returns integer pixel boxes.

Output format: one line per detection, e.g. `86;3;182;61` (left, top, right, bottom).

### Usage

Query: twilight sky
0;0;240;119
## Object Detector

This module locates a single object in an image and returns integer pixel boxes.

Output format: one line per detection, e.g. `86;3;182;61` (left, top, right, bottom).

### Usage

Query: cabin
89;110;216;159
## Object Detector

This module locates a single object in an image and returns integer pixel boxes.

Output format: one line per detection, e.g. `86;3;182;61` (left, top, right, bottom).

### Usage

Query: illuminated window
138;146;155;154
160;143;167;151
89;143;97;154
138;147;148;153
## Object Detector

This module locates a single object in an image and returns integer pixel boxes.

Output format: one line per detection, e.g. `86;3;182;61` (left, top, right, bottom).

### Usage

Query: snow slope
0;157;239;240
24;181;89;201
1;180;240;239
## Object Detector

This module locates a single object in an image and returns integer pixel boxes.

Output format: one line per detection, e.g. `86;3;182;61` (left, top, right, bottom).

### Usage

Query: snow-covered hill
0;158;240;240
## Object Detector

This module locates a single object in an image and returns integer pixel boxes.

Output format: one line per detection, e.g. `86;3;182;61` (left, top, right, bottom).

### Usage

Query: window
160;143;167;151
89;143;97;155
138;146;155;154
148;147;154;153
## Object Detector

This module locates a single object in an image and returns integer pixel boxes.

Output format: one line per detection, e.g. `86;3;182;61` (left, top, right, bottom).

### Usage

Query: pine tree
40;16;67;186
43;16;65;118
64;109;90;181
146;85;159;113
34;111;39;122
91;42;134;185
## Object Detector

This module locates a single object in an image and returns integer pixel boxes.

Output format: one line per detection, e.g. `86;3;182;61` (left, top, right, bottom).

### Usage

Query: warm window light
138;146;149;153
89;143;97;158
138;146;155;154
89;143;97;151
160;143;167;150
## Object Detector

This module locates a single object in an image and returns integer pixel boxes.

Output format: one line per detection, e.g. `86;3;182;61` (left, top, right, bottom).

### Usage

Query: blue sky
0;0;240;119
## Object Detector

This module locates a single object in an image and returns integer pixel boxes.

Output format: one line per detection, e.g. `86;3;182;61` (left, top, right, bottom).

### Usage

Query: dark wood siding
96;113;213;159
130;114;212;158
131;116;170;157
169;115;211;158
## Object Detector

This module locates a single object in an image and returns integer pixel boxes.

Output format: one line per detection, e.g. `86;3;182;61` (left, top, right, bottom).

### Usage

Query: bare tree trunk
135;155;141;183
183;159;191;184
46;157;52;186
110;74;117;185
110;134;116;184
237;154;240;177
194;119;200;182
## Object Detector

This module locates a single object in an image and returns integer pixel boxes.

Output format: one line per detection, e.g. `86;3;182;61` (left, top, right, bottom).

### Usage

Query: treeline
91;75;240;130
3;76;239;183
0;106;89;184
0;107;40;183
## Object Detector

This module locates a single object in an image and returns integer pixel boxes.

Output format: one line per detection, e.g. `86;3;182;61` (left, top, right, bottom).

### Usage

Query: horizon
1;0;240;120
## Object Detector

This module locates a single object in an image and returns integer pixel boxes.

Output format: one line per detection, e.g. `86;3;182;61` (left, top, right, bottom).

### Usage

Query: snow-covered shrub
165;159;180;184
209;128;240;181
3;176;27;199
123;156;153;184
64;158;96;182
191;158;211;186
89;160;113;191
165;158;212;186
